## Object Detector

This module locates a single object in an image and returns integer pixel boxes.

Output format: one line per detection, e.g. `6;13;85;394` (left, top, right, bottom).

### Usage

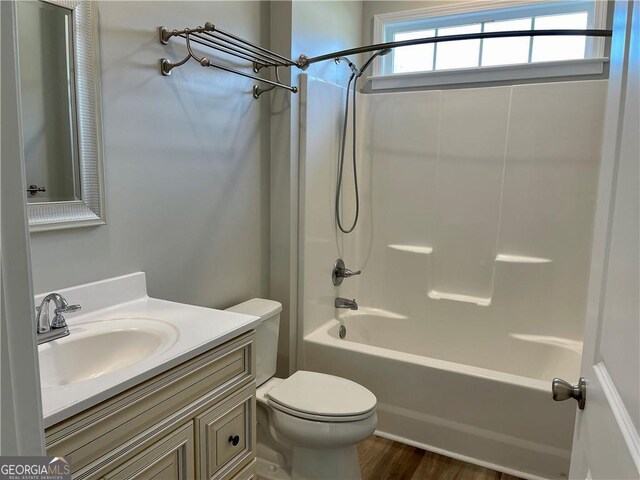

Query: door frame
1;0;46;455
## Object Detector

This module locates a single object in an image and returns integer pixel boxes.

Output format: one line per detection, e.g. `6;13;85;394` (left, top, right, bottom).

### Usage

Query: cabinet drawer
197;384;256;480
102;423;194;480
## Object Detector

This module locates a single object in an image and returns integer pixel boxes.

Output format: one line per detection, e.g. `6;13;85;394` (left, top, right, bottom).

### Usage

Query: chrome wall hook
160;52;191;76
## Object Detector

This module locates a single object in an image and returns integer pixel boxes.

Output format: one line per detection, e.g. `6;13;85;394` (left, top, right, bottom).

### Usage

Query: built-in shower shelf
427;290;491;306
495;254;552;264
388;244;433;255
387;248;549;305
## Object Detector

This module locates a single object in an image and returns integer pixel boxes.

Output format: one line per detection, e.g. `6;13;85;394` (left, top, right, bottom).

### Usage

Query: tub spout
335;297;358;310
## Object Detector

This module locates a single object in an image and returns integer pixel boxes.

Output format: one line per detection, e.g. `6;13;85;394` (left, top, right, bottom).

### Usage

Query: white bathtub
303;316;580;480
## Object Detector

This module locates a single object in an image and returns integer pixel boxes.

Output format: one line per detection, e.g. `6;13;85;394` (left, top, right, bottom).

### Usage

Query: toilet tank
226;298;282;387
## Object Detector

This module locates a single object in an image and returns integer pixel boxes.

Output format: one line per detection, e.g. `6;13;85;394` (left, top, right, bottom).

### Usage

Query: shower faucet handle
332;259;361;286
343;267;361;277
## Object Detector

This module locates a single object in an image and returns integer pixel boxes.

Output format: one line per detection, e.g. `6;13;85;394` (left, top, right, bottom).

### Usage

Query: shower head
335;56;358;75
356;48;392;78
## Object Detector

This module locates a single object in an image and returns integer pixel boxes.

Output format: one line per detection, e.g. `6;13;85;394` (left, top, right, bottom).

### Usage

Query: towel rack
159;22;298;98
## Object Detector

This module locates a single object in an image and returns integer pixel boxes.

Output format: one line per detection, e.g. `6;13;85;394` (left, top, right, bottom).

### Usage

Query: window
371;0;608;90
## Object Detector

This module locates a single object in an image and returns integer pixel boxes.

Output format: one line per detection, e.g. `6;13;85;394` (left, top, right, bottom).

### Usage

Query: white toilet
227;298;377;480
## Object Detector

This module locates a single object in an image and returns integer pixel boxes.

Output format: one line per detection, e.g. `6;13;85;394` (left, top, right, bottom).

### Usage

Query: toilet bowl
227;299;377;480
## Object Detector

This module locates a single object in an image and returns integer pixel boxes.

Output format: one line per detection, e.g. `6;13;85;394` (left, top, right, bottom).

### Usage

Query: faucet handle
52;303;81;329
342;268;361;278
55;303;81;314
332;259;362;286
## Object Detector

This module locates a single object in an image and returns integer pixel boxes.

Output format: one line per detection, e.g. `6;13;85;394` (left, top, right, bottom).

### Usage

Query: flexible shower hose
336;72;360;234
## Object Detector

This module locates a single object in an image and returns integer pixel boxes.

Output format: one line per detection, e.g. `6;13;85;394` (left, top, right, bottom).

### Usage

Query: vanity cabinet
45;332;256;480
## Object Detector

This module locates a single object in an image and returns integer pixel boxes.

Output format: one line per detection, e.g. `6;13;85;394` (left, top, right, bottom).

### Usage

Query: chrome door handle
552;377;586;410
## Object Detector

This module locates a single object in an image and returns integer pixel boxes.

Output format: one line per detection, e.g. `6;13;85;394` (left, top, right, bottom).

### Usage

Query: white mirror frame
25;0;106;232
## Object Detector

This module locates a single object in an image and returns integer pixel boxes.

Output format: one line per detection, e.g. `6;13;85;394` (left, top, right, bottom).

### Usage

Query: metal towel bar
159;22;297;98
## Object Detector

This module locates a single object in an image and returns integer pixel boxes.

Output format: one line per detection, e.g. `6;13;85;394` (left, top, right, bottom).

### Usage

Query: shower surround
298;75;606;479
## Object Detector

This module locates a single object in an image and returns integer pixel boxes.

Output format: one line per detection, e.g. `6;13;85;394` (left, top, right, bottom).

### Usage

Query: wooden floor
357;436;524;480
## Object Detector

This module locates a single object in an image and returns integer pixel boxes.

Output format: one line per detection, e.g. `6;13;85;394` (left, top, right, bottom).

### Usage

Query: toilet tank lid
226;298;282;321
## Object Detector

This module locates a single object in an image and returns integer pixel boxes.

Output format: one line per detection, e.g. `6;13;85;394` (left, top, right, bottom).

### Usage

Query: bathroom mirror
16;0;105;231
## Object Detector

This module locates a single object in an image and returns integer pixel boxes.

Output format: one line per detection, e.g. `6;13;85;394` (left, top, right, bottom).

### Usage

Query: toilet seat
266;371;377;423
268;399;376;422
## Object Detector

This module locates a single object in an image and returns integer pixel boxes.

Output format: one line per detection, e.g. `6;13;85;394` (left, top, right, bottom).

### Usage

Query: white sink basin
39;318;178;388
36;272;261;428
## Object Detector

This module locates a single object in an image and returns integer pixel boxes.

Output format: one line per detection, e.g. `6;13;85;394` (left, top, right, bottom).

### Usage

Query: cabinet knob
228;435;240;447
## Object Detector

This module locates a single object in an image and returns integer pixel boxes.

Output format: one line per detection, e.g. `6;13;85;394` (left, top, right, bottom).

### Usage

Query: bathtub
302;316;580;480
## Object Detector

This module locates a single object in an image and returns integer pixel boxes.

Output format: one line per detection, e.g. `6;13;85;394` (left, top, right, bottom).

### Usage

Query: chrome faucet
332;259;361;286
335;297;358;310
35;293;81;344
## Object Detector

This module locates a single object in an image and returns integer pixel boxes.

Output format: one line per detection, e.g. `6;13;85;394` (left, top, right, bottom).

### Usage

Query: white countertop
37;273;260;428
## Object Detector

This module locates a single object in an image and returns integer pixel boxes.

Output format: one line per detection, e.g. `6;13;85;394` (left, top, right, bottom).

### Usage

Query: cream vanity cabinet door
196;384;256;479
102;423;195;480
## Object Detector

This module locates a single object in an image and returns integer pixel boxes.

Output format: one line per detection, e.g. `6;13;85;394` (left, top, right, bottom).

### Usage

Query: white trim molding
593;363;640;473
369;57;608;91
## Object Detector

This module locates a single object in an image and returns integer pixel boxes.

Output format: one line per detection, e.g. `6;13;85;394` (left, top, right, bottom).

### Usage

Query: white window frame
369;0;609;91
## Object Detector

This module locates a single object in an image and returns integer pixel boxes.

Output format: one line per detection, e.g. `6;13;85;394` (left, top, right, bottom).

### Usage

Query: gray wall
293;1;364;85
29;1;271;309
